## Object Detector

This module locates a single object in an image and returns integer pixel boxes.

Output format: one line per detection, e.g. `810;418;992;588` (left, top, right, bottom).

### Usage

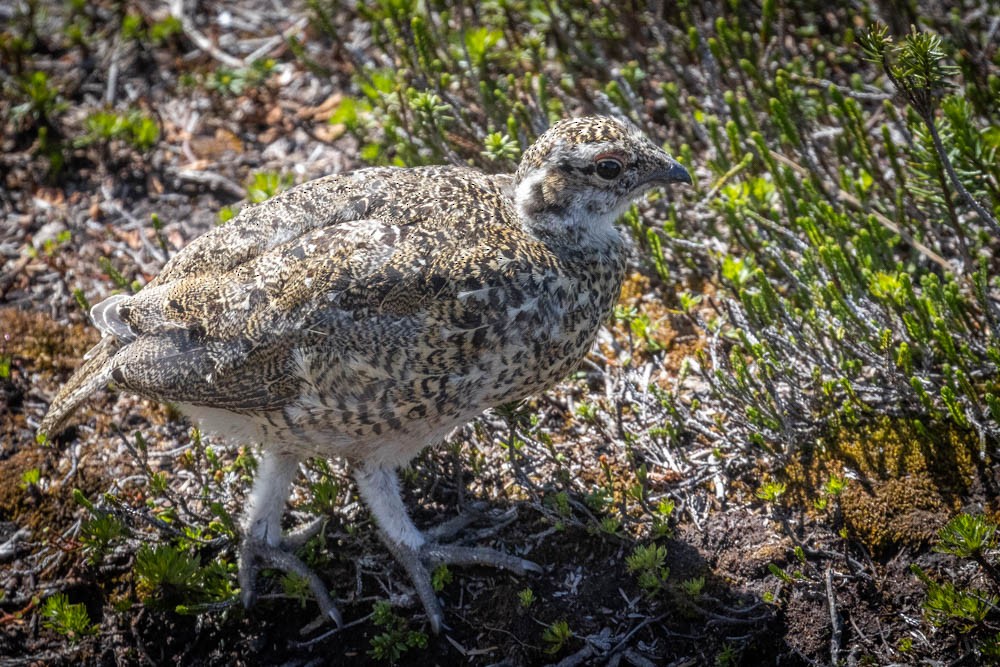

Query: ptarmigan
38;116;691;631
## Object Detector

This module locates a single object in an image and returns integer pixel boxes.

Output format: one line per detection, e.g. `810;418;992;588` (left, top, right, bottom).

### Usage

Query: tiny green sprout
678;291;703;313
547;491;571;518
629;312;665;351
97;257;133;292
150;213;169;254
615;304;638;322
824;474;847;497
756;481;787;503
0;355;11;380
934;513;997;560
149;471;169;496
78;110;160;152
626;544;670;596
41;593;97;643
120;12;144;41
409;91;452;124
599;516;621;535
517;587;536;609
652;498;675;538
371;599;394;626
912;564;998;631
149;15;182;44
73;288;91;314
305;475;341;515
541;619;572;655
40;229;72;256
134;543;203;608
80;514;126;564
72;488;95;512
368;600;428;662
585;487;611;513
329;97;368;129
574;401;601;423
281;572;311;608
715;642;739;667
626;481;647;503
13;71;67;125
217;205;237;224
794;546;806;563
464;27;503;69
897;636;913;652
768;563;792;583
720;255;756;289
247;171;294;203
482;132;520;162
431;564;452;592
204;59;275;96
19;468;41;490
656;499;675;518
681;576;705;597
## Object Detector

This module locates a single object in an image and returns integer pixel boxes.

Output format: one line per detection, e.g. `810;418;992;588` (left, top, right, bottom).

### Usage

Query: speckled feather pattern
40;117;688;469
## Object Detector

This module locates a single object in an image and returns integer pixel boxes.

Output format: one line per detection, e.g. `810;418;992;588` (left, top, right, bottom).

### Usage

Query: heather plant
41;593;97;644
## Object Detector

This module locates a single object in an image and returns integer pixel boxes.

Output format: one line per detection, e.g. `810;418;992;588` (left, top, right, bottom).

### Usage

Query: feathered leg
354;461;540;634
239;449;341;625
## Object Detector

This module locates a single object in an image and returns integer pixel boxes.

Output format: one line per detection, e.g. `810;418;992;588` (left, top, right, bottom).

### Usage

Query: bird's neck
513;169;626;250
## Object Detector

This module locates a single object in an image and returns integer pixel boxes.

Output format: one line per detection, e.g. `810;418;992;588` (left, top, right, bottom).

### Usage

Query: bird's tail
37;336;118;441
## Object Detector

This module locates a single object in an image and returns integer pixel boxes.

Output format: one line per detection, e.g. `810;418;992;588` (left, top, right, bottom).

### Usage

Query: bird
38;115;691;632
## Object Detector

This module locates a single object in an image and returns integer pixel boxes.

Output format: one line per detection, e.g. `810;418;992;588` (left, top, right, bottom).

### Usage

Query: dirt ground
2;1;997;665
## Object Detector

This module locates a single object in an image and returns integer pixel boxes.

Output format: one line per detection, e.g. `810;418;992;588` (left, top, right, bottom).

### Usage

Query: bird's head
513;116;691;244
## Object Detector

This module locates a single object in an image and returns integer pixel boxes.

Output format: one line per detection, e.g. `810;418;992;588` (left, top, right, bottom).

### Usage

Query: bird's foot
421;542;542;575
281;515;327;550
424;503;522;542
383;535;541;634
239;537;342;627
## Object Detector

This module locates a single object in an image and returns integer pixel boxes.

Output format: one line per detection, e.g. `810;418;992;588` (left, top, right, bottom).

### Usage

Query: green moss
786;416;981;554
829;417;978;485
841;475;948;553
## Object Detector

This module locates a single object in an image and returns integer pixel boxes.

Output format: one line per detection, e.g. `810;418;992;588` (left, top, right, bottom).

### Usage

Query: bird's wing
100;169;552;411
148;167;515;289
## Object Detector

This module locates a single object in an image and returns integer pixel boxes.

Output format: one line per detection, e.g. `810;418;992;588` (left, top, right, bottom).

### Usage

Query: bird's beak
648;156;692;186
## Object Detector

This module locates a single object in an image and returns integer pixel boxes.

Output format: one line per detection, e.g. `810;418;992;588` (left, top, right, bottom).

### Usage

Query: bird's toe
238;536;342;627
420;543;540;575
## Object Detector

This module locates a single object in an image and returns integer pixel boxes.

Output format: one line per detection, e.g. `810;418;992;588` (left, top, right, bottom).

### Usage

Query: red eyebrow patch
593;151;626;163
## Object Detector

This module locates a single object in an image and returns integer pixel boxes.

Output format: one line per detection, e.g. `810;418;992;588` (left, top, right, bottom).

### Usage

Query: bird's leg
352;462;443;630
239;449;342;626
353;462;540;634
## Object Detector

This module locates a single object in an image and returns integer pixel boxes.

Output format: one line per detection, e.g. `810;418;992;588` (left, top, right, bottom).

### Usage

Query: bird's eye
594;158;623;180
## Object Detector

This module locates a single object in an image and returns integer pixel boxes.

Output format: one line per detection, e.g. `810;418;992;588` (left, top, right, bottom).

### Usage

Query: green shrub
41;593;98;643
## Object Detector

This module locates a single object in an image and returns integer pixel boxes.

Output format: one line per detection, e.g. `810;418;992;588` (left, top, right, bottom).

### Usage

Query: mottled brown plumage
39;116;690;631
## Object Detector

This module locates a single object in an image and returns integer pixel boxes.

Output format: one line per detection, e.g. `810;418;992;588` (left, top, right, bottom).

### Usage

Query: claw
381;537;446;634
378;536;541;633
239;537;343;627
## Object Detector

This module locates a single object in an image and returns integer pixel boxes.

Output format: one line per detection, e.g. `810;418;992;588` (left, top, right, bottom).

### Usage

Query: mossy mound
787;416;985;555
